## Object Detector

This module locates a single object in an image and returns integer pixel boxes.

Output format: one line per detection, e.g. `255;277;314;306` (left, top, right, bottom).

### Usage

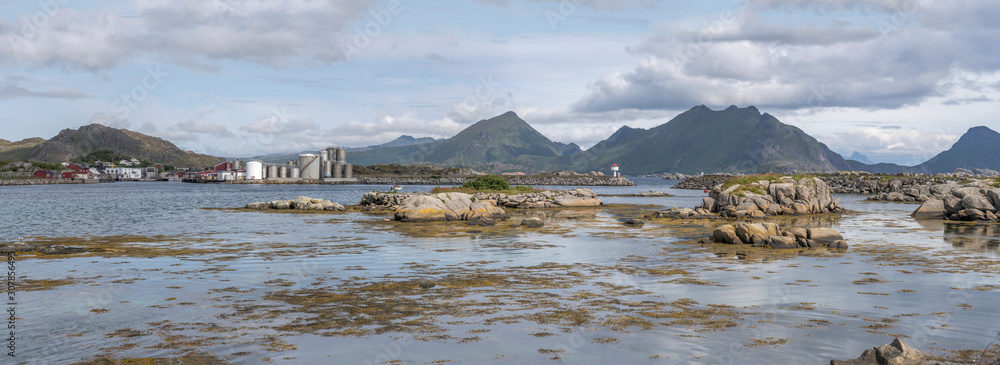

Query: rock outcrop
674;175;731;190
707;222;847;249
393;193;507;222
702;176;844;218
910;185;1000;222
246;196;347;211
360;189;601;222
830;338;924;365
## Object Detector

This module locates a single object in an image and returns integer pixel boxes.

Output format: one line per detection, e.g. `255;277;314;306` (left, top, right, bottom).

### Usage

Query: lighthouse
612;163;620;177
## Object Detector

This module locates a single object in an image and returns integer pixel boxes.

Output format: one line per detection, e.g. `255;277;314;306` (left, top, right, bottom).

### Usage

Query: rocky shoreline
672;175;731;190
0;178;85;186
224;175;635;186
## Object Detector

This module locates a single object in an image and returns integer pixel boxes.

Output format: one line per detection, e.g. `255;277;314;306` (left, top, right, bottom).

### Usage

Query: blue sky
1;0;998;164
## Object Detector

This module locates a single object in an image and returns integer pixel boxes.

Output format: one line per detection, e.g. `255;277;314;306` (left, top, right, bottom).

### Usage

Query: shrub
462;175;510;191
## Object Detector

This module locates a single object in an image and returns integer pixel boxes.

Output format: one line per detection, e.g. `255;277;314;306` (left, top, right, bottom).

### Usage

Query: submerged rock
623;218;645;227
830;338;923;365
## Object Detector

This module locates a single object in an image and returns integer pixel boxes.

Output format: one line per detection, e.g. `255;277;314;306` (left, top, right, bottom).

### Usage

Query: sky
0;0;997;165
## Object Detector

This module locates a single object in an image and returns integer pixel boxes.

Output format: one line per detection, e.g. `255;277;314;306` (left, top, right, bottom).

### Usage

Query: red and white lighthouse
611;163;620;177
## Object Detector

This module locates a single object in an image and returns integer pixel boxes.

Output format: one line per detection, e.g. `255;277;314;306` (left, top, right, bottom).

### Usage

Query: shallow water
3;178;999;364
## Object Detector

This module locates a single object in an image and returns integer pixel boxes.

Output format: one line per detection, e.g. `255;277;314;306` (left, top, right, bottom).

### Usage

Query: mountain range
2;106;997;175
343;106;998;175
0;124;224;168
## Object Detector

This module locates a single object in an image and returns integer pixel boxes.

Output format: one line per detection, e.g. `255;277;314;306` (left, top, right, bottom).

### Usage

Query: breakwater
0;179;84;186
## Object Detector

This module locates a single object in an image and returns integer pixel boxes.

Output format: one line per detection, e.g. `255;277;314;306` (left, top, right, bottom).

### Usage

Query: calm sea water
2;178;998;364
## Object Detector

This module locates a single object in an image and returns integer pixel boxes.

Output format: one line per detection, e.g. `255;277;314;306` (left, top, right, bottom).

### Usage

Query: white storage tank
299;154;320;179
246;161;264;180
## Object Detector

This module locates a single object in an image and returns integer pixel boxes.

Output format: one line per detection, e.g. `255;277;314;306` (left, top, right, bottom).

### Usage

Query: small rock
623;219;645;227
418;283;436;289
521;217;544;228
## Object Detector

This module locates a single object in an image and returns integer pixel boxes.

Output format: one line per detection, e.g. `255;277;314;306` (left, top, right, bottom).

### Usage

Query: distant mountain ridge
847;151;875;165
0;124;224;168
0;137;46;154
349;111;582;167
249;134;441;164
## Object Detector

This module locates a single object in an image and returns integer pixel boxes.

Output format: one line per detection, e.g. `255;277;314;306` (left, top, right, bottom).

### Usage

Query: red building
33;170;58;179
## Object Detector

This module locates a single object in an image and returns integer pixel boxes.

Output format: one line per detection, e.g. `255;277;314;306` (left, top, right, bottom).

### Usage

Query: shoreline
218;175;636;186
0;178;86;186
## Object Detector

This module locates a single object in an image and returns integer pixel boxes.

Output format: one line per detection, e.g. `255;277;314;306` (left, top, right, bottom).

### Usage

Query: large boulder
943;196;964;214
394;193;506;222
962;193;996;212
911;199;946;220
712;225;741;244
807;228;844;244
734;223;771;244
831;338;923;365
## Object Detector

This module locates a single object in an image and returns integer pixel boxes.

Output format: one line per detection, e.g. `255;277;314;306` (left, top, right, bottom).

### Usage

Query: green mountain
0;124;225;168
561;105;856;175
350;111;582;167
915;126;1000;173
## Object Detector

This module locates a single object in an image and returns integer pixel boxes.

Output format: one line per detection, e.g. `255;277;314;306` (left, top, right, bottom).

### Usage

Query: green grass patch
462;174;510;190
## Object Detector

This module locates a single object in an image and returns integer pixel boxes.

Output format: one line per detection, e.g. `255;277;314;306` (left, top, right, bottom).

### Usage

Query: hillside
915;126;1000;173
350;111;581;168
0;124;225;168
561;105;857;175
0;137;46;153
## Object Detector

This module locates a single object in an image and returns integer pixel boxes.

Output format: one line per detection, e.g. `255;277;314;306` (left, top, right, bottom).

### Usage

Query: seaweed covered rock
246;196;346;211
708;222;846;249
476;188;603;209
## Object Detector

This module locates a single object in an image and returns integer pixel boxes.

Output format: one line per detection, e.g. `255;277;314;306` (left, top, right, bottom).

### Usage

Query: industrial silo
333;163;343;178
336;148;346;163
278;166;287;179
267;165;278;180
299;154;319;179
232;159;243;170
246;161;263;180
343;164;353;179
290;168;300;179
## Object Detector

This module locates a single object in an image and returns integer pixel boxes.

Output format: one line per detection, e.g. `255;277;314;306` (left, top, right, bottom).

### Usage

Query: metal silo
278;166;287;179
299;154;319;179
333;163;343;178
267;165;278;180
336;148;347;163
246;161;263;180
232;159;243;170
343;164;353;179
290;167;300;179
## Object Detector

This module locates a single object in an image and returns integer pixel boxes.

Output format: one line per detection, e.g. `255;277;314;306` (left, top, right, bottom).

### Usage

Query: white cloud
817;127;960;165
572;1;1000;114
0;0;384;71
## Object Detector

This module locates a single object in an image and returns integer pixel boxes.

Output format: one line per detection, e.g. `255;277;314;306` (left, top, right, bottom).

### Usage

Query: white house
105;167;143;180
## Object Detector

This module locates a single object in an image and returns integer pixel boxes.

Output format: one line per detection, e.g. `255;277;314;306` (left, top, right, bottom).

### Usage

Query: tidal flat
3;179;999;364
